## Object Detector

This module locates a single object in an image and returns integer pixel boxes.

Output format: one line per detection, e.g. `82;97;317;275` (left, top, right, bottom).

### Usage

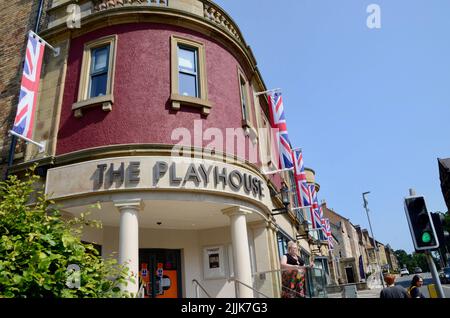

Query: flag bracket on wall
29;30;60;56
8;130;46;153
254;88;281;97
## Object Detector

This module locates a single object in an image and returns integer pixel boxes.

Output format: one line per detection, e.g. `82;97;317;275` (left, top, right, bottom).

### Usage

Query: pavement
327;287;383;298
327;272;450;298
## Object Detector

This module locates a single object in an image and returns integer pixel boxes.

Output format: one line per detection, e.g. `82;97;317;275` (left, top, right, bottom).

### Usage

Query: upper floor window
287;170;304;222
239;75;249;122
170;35;212;116
72;35;117;118
178;46;199;98
89;45;110;98
237;68;257;138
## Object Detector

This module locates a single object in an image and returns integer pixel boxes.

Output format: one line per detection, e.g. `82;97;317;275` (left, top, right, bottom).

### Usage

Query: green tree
394;249;413;271
411;253;429;272
0;170;133;298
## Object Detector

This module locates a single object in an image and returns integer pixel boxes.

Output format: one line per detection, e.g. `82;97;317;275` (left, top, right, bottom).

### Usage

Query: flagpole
29;30;60;56
291;206;312;211
8;130;46;152
254;88;281;96
261;167;294;175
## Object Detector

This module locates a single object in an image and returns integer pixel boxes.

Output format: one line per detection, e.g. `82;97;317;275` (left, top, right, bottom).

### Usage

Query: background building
321;202;399;287
0;0;47;173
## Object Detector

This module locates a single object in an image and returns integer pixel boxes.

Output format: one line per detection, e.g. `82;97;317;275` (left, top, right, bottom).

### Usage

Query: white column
114;199;144;296
222;206;253;298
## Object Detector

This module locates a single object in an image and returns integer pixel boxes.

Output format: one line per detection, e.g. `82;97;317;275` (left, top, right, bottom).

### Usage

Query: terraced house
1;0;331;297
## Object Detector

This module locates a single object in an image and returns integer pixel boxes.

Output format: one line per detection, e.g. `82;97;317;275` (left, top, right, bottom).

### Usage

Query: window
237;68;258;145
178;46;199;97
261;114;275;168
288;170;299;210
238;71;250;123
73;35;117;118
170;36;211;115
89;46;110;98
277;233;289;258
299;248;310;265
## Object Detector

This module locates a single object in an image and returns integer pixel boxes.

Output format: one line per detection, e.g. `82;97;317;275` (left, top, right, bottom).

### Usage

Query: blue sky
214;0;450;253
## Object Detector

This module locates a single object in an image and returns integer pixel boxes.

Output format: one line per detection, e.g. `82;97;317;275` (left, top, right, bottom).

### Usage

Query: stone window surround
170;35;212;116
237;67;251;128
72;34;118;118
237;67;258;144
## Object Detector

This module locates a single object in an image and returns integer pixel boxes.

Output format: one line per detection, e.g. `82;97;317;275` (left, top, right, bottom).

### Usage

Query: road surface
396;272;450;298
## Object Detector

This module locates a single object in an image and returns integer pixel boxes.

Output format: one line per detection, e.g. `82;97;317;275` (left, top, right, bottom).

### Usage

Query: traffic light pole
425;250;445;298
407;189;446;298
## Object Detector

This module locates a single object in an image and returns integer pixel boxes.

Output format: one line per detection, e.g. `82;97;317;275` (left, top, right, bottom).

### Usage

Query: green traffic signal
421;231;432;244
405;196;439;250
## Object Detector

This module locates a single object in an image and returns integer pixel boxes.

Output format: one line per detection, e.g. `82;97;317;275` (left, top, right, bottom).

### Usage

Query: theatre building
6;0;330;297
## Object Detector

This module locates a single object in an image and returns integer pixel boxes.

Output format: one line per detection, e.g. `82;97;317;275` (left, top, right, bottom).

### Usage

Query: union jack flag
323;218;334;250
12;32;45;139
309;184;323;230
267;91;293;171
292;149;311;208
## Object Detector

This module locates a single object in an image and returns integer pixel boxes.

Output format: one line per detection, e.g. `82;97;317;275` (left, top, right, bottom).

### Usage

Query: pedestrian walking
379;274;409;298
407;275;426;298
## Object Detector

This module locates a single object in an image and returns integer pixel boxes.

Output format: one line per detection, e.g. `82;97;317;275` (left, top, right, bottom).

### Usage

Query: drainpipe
5;0;45;179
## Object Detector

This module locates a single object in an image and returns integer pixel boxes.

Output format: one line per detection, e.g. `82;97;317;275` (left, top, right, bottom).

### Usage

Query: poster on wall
203;246;226;279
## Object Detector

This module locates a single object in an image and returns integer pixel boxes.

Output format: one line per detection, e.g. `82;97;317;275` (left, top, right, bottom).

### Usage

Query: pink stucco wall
57;23;258;163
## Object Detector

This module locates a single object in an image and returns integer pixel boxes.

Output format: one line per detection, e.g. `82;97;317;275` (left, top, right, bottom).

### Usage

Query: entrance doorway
345;266;355;284
139;249;182;298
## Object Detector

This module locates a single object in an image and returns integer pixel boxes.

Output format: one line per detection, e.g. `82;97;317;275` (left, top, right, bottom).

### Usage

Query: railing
92;0;243;45
192;279;212;298
136;282;145;298
47;0;245;50
201;1;242;45
252;267;328;298
93;0;168;12
228;278;270;298
306;267;328;298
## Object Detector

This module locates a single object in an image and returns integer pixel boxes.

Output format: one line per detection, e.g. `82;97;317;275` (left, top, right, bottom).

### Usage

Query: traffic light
404;196;439;251
431;212;450;249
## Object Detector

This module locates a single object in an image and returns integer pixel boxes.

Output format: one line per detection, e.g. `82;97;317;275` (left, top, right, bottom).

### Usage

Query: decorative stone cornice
93;0;168;12
202;1;241;45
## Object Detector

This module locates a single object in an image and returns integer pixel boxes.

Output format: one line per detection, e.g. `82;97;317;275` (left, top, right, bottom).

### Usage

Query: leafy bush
0;169;133;298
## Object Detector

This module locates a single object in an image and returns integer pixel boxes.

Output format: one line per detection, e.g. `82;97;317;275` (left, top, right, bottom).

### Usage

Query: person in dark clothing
408;275;426;298
380;274;410;298
281;241;305;269
280;241;307;298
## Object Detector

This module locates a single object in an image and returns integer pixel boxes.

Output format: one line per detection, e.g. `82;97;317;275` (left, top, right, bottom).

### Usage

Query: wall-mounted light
271;182;290;215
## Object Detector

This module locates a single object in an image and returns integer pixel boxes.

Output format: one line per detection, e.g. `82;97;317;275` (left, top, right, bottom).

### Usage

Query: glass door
139;249;182;298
